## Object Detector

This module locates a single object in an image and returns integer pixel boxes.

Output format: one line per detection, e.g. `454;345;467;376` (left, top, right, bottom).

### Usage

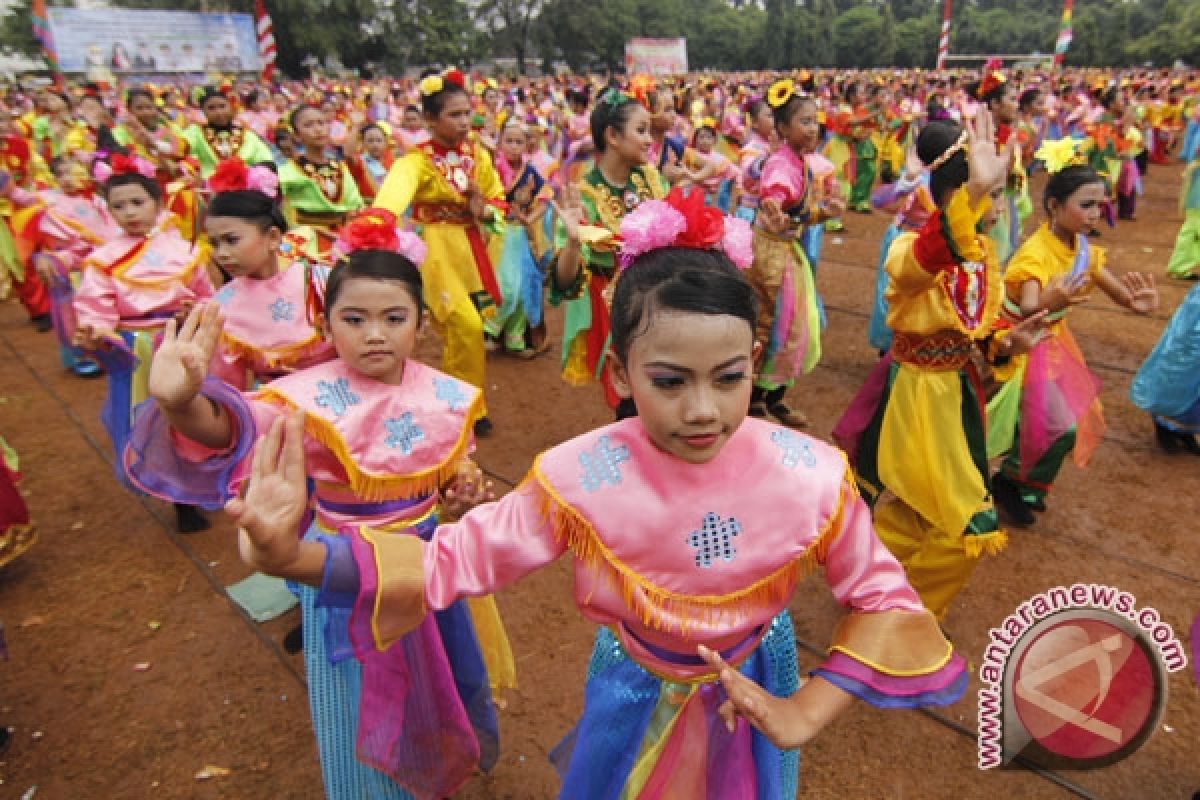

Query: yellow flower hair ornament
418;75;443;97
766;78;795;110
1035;138;1087;174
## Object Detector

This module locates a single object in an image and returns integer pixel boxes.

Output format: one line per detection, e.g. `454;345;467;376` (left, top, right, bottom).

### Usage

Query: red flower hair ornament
207;157;279;199
332;208;427;267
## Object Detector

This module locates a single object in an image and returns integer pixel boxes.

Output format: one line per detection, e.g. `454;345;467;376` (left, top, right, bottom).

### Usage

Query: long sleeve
811;473;968;708
345;479;567;651
373;150;423;215
821;476;925;614
73;264;119;332
424;479;566;607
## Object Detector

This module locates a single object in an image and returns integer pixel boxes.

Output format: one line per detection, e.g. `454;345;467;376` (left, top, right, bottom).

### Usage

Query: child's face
428;93;471;145
293;108;330;151
610;105;652;166
402;108;423;130
500;126;525;161
611;310;756;465
324;277;421;385
694;128;715;152
1051;181;1105;236
363;128;389;158
206;215;281;279
203;96;234;127
107;183;160;237
779;102;819;153
979;185;1005;230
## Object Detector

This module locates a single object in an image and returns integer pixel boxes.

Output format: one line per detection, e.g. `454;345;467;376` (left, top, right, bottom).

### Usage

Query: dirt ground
1;161;1198;800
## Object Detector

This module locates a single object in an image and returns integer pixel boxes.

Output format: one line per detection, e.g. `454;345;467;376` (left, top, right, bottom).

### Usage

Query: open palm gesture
148;301;222;412
226;412;309;575
551;183;586;243
963;107;1016;205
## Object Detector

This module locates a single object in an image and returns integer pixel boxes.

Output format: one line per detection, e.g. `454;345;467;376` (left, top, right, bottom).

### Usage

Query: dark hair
325;249;423;314
420;82;469;118
917;121;969;205
972;80;1009;107
360;122;385;139
126;87;155;109
772;93;814;134
610;247;757;364
745;98;768;121
590;92;641;153
102;172;163;202
289;104;322;131
208;186;288;233
1043;164;1104;214
199;86;230;107
1018;88;1041;113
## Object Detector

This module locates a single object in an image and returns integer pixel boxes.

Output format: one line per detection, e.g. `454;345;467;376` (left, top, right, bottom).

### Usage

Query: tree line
2;0;1197;78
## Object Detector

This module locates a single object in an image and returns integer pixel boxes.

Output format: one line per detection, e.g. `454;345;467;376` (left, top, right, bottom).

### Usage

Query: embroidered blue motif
579;435;630;492
314;378;360;417
434;376;469;411
384;413;425;454
213;284;235;306
687;512;741;568
771;429;816;468
269;297;295;322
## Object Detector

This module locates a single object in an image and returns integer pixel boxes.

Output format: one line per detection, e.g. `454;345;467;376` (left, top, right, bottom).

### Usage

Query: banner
624;38;688;76
45;8;259;75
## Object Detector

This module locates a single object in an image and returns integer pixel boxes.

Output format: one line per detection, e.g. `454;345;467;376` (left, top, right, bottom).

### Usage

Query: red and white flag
255;0;276;81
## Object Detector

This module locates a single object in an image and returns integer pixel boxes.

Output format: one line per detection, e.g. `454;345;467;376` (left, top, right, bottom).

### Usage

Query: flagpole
936;0;953;72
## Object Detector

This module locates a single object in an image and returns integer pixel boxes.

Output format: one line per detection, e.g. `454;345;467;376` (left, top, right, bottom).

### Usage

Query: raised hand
902;135;924;180
963;107;1017;205
226;412;310;576
148;301;223;412
550;183;586;243
1039;273;1090;314
1123;271;1159;314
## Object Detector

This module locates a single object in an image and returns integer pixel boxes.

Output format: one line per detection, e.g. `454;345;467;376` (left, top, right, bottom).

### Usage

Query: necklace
204;125;244;160
298;156;344;203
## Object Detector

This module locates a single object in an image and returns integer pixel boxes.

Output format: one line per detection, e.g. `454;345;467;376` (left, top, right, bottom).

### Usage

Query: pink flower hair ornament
93;153;156;184
618;186;753;270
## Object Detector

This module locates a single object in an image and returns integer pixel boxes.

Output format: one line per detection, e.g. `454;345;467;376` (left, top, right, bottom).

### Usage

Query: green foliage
0;0;1195;77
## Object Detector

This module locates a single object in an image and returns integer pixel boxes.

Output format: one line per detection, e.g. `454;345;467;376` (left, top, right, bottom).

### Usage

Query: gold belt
891;330;974;370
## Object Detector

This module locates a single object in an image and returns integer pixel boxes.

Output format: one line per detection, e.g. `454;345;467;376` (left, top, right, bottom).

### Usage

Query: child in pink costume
229;189;967;799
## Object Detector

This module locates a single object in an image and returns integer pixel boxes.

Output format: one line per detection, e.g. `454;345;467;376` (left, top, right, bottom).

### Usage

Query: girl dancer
374;68;507;436
229;189;966;798
130;214;514;798
745;81;829;428
279;105;365;254
72;155;214;532
990;139;1159;526
833;112;1036;620
551;87;667;412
